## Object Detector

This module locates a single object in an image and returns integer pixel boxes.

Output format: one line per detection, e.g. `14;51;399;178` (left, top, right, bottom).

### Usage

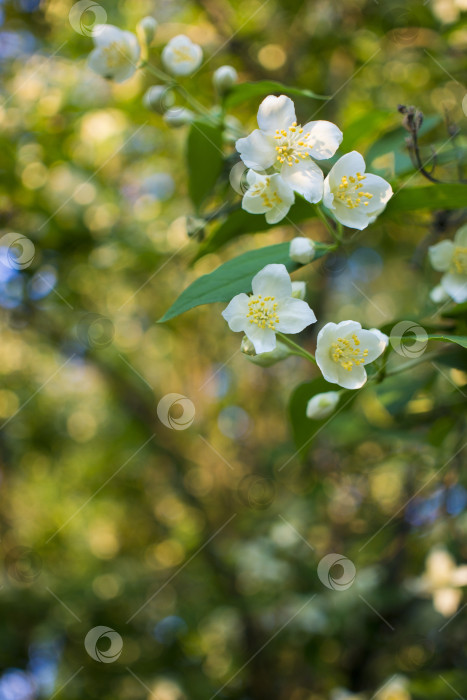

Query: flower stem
314;205;342;242
277;333;316;364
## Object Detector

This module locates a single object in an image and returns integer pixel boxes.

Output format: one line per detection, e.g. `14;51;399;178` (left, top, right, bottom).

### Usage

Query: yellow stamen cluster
172;48;195;63
102;42;131;69
246;295;280;330
250;177;283;210
335;172;373;209
331;334;368;372
274;122;312;166
451;246;467;274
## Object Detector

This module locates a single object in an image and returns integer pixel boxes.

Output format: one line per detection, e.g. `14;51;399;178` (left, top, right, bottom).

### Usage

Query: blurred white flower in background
429;224;467;303
88;25;140;83
162;34;203;76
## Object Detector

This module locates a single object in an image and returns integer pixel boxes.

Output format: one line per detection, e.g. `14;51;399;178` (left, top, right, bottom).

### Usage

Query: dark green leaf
187;120;224;210
224;81;328;110
194;197;317;260
159;241;331;323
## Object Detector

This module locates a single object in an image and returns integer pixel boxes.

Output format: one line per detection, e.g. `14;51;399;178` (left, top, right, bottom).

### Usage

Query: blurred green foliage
0;0;467;699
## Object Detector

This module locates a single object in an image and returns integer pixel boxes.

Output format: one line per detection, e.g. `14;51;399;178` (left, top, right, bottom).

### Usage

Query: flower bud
163;107;195;128
143;85;175;114
213;65;238;94
290;237;315;264
137;16;158;47
241;337;291;366
306;391;340;420
291;281;306;300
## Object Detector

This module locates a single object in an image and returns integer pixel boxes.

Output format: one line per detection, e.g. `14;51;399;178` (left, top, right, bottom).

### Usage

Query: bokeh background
1;0;467;698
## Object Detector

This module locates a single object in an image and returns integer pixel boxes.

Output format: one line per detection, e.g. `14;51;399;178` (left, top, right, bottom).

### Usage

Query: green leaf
385;184;467;214
187;120;224;210
427;334;467;349
159;241;331;323
194;197;316;260
224;81;328;109
288;379;356;460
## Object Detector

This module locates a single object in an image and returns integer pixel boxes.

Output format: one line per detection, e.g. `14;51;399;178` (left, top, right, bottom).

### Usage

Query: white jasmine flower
289;236;315;264
222;264;317;354
306;391;340;419
236;95;342;203
291;281;306;299
428;224;467;303
213;65;238;93
242;171;294;224
315;320;387;390
88;25;140;83
162;35;203;76
323;151;393;230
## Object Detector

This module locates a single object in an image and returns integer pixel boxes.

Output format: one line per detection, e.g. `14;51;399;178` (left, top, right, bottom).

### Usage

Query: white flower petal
429;240;455;271
328;151;366;188
221;293;249;331
280;159;324;203
276;297;317;333
257;95;296;134
357;329;387;363
302;120;343;160
236;130;276;170
252;263;292;299
162;35;203;76
336;363;367;389
245;324;277;353
441;273;467;303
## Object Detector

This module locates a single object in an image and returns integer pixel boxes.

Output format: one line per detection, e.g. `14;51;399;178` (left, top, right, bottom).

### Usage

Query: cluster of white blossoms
429;224;467;304
222;265;388;398
236;95;393;230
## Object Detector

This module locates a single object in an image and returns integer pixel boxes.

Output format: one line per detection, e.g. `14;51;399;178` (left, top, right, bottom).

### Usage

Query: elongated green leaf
428;334;467;349
224;81;327;109
194;198;316;261
159;241;331;323
385;184;467;214
187;121;224;210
